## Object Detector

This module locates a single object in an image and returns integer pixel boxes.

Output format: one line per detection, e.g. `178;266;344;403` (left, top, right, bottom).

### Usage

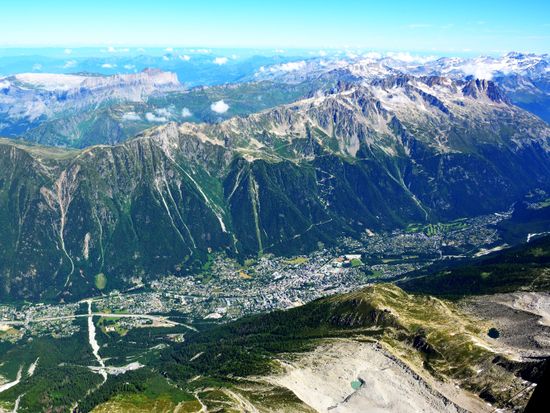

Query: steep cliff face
0;69;181;121
0;70;183;146
0;143;60;299
0;74;549;300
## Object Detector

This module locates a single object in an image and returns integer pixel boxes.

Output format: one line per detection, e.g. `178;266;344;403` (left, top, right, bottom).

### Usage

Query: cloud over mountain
211;99;229;113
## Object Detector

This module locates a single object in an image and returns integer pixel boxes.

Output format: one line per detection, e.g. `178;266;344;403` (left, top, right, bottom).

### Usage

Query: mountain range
2;52;550;150
257;51;550;123
1;49;550;413
1;69;549;300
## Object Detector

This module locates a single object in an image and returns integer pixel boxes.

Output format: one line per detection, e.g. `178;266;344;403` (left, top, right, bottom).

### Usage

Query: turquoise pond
351;380;363;390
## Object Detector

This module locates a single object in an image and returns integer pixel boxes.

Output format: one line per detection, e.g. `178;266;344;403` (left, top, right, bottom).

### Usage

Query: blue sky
1;0;549;53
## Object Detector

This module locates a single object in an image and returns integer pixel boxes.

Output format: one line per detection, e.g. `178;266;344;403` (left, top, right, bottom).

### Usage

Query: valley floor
1;235;548;412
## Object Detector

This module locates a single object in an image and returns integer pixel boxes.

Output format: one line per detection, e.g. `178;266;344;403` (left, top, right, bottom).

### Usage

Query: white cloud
274;49;285;53
181;107;192;117
32;63;43;71
63;60;77;68
145;112;168;122
162;55;170;61
277;61;306;72
363;51;382;60
165;47;174;52
189;48;211;54
64;48;72;55
155;108;171;117
179;54;191;61
386;52;437;64
460;63;495;80
105;46;129;53
101;63;117;69
318;50;327;57
210;100;229;114
213;57;229;65
122;112;141;121
123;64;136;70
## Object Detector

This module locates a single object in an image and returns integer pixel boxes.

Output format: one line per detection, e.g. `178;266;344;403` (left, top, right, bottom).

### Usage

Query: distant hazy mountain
0;48;309;88
415;52;550;123
1;73;549;300
2;52;549;149
1;69;180;114
256;51;550;123
0;69;180;138
0;70;323;147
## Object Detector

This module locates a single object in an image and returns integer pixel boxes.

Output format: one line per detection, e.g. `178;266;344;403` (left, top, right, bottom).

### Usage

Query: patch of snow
14;73;86;91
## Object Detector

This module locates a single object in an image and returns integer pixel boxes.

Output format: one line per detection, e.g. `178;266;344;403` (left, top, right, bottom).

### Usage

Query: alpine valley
0;49;550;413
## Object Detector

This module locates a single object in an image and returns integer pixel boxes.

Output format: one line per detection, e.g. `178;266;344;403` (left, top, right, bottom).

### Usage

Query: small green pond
351;379;363;390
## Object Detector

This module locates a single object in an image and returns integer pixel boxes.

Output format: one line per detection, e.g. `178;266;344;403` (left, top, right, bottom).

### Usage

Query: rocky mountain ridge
256;51;550;123
0;73;549;300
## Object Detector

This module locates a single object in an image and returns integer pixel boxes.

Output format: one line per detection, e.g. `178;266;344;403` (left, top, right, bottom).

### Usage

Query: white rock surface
267;340;486;413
